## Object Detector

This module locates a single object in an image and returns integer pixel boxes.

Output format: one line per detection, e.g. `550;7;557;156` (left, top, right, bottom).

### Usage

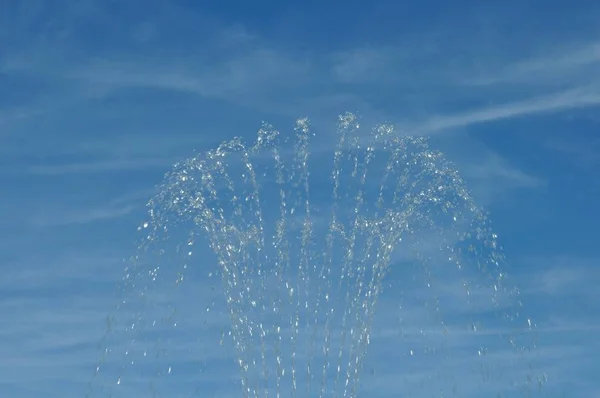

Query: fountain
87;113;542;397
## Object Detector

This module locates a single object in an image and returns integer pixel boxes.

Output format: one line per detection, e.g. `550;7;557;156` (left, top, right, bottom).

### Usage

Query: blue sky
1;0;599;397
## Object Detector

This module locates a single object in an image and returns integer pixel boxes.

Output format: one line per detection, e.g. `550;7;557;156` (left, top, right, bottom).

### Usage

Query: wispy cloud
23;157;176;176
464;41;600;87
27;189;153;228
519;255;600;298
71;49;310;99
431;141;547;206
408;87;600;134
463;151;545;199
545;135;600;169
0;248;125;396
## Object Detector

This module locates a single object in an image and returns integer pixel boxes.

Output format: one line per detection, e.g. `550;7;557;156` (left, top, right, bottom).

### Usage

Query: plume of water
87;113;542;398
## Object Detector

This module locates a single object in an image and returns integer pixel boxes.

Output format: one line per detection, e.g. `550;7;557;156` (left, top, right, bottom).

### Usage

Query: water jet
87;113;541;397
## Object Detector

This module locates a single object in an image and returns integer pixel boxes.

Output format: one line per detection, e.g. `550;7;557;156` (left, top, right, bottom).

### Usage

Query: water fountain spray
87;113;540;398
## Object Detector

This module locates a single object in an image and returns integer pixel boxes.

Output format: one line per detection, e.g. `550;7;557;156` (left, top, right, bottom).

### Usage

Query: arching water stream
87;113;543;397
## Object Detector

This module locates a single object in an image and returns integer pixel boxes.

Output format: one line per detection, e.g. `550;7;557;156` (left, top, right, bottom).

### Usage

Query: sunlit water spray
87;113;544;397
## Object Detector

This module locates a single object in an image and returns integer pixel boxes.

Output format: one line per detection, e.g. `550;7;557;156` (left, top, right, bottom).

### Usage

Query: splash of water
87;113;542;397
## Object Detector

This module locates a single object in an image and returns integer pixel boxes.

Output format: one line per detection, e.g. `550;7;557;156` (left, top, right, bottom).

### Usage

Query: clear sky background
1;1;599;397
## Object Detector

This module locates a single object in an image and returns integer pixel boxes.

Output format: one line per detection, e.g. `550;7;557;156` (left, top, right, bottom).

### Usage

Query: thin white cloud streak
27;188;153;228
0;107;46;128
409;87;600;134
328;38;600;133
517;255;600;299
0;252;122;291
37;204;136;227
446;146;546;205
1;130;220;176
69;49;310;98
23;157;177;175
463;157;544;189
544;135;600;169
464;41;600;86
